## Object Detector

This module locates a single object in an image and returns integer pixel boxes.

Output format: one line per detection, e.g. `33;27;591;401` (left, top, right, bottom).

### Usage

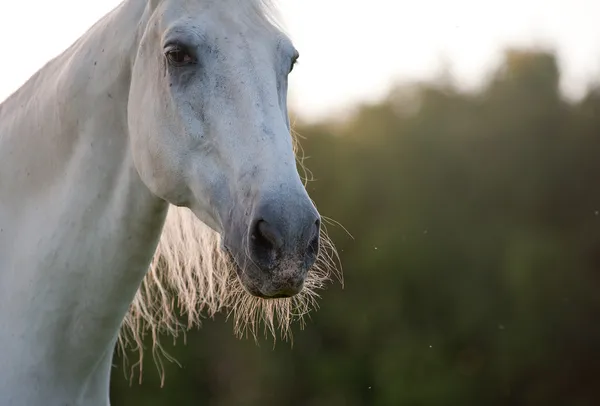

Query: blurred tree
111;48;600;406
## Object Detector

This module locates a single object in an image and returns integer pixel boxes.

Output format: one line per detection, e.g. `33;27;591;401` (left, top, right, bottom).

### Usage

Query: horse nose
248;203;320;271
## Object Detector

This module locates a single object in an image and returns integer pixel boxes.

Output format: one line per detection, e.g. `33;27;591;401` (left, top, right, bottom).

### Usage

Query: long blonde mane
119;200;339;382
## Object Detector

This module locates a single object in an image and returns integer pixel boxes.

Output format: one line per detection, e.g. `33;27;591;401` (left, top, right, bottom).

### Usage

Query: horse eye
290;57;298;73
165;46;194;66
289;51;299;73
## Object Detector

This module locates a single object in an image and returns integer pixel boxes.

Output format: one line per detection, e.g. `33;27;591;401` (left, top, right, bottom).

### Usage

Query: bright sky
1;1;600;121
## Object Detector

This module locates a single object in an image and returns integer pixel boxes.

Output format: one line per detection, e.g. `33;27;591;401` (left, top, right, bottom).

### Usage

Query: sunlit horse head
0;0;339;403
131;0;320;298
124;0;338;342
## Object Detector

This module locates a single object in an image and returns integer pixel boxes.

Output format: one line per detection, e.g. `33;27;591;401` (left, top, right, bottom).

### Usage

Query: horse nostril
307;218;321;257
253;220;284;251
248;210;320;271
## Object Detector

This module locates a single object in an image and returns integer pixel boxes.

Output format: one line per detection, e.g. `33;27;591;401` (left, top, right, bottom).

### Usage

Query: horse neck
0;0;150;188
0;1;168;402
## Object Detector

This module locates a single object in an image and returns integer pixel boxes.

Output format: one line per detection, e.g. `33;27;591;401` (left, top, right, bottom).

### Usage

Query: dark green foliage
110;49;600;406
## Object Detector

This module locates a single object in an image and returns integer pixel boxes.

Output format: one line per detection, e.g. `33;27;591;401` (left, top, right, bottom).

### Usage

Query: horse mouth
222;244;303;299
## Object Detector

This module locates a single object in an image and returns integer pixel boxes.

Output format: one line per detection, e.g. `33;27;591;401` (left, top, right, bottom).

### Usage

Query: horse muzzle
223;194;321;298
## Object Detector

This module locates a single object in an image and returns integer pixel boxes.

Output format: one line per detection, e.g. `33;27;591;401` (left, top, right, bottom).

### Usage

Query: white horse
0;0;339;404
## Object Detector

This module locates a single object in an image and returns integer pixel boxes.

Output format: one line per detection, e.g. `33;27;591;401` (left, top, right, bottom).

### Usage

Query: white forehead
154;0;288;41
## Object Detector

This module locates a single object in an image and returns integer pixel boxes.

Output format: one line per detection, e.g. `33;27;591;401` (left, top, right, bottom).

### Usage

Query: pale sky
1;1;600;121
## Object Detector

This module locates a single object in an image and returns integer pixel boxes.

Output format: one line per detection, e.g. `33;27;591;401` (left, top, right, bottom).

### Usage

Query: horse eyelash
290;58;299;73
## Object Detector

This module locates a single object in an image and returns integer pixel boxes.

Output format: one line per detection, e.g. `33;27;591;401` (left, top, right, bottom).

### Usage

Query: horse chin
242;280;305;300
243;277;305;299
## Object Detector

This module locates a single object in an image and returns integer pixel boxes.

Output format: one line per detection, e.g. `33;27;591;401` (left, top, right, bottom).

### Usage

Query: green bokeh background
111;49;600;406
